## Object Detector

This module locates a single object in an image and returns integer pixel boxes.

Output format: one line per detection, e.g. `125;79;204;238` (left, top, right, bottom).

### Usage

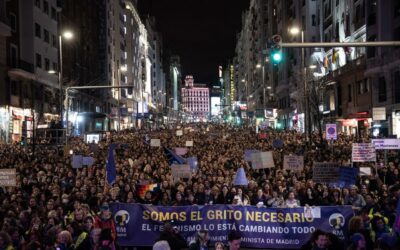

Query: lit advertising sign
230;65;235;104
138;102;148;114
211;97;221;116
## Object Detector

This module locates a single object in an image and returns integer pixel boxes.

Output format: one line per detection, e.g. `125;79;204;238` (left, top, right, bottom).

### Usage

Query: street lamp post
290;27;309;142
51;31;73;136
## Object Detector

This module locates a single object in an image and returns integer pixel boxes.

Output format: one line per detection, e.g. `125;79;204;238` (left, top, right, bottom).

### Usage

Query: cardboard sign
150;139;161;147
0;169;16;186
352;143;376;162
175;147;188;156
359;167;372;176
251;151;275;169
244;150;259;162
371;139;400;150
185;141;194;147
82;157;95;166
176;130;183;136
171;164;191;179
312;162;340;184
72;155;83;168
325;124;337;140
283;155;304;171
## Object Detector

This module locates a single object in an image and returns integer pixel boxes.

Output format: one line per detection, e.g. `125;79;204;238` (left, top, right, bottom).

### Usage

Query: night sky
137;0;250;85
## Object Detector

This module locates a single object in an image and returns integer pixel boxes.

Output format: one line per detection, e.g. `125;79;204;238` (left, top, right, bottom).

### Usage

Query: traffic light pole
64;85;134;146
280;41;400;48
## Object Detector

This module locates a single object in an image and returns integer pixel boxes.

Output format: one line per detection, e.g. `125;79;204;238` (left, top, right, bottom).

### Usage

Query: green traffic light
272;53;282;62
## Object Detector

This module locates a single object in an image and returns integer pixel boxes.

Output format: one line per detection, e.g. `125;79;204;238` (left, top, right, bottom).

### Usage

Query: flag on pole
106;143;118;185
164;147;186;165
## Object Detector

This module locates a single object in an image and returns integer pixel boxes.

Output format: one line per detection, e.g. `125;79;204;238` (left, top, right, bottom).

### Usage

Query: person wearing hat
378;184;400;248
188;230;210;250
93;202;117;242
348;233;366;250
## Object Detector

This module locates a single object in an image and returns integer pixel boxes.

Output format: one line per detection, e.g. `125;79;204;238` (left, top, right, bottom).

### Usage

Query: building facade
181;75;210;121
3;0;59;143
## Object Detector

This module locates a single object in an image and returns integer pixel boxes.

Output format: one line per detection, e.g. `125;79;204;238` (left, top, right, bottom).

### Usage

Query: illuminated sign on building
230;65;235;104
211;97;221;116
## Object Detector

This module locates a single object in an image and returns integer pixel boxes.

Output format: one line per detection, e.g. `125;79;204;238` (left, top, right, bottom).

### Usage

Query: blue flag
106;144;118;185
164;147;186;165
187;156;198;172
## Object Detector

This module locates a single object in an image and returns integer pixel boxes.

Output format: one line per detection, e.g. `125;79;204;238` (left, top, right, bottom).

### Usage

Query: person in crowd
155;221;187;250
285;191;300;208
227;231;241;250
188;230;210;250
93;203;116;242
347;233;366;250
153;240;170;250
214;242;225;250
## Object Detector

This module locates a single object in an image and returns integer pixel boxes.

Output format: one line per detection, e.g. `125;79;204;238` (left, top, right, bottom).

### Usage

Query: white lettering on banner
371;139;400;150
352;143;376;162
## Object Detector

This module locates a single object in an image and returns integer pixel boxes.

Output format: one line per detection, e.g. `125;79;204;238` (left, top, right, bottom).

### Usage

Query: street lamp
53;30;73;134
289;25;309;142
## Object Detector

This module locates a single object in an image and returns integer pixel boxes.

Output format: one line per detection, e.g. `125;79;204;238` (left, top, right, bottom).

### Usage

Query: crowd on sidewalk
0;123;399;250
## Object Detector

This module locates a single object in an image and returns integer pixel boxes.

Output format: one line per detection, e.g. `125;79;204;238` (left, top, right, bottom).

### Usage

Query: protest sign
110;204;353;249
175;147;188;156
359;167;372;176
71;155;83;168
82;156;95;166
371;139;400;150
312;162;340;184
283;155;304;171
352;143;376;162
171;164;191;179
150;139;161;147
335;167;358;188
187;157;198;172
325;124;337;140
0;169;16;186
251;151;275;169
185;141;194;147
176;130;183;136
244;149;259;162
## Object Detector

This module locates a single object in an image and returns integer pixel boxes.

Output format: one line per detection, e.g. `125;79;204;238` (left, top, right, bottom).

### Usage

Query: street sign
325;124;337;140
372;107;386;121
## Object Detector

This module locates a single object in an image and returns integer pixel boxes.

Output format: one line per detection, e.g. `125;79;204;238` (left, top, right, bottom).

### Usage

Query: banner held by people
110;203;353;249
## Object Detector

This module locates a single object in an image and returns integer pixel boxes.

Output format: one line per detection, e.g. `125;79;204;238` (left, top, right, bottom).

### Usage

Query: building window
35;0;41;8
394;71;400;103
312;15;316;26
51;7;57;20
10;44;18;68
52;34;57;47
35;23;41;38
52;62;58;71
45;58;50;71
36;53;42;68
44;29;49;43
358;79;369;94
43;0;49;15
9;13;16;31
348;84;352;102
378;77;387;102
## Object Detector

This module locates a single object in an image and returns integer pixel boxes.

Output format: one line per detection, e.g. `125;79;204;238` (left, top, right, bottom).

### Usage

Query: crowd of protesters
0;123;399;250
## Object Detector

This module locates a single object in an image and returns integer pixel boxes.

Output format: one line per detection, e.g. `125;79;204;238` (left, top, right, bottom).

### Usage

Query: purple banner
110;204;353;248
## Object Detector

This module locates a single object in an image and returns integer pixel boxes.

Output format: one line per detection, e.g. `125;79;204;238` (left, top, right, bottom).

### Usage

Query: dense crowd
0;123;399;250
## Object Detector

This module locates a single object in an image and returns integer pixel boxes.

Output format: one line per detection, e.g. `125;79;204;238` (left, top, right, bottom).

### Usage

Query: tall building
181;75;210;121
166;55;181;111
0;0;11;143
365;0;400;137
3;0;59;143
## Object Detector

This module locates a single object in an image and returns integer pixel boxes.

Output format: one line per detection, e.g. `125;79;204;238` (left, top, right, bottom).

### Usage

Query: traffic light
270;34;282;65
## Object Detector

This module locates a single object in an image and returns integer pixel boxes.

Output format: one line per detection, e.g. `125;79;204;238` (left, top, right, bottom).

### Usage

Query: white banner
150;139;161;147
371;139;400;150
251;151;275;169
0;169;16;187
185;141;193;147
171;164;191;179
283;155;304;171
325;124;337;140
176;130;183;136
352;143;376;162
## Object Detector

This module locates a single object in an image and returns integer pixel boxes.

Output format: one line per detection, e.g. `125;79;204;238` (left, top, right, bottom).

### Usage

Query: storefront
0;107;10;143
339;118;371;137
9;107;35;143
392;110;400;138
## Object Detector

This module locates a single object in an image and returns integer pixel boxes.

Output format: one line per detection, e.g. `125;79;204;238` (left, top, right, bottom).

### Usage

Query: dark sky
137;0;250;85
